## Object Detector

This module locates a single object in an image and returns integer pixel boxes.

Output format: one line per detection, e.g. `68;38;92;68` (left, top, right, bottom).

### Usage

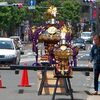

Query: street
0;1;100;100
0;43;95;100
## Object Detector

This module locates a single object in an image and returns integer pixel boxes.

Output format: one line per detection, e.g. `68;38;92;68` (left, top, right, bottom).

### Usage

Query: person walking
90;34;100;95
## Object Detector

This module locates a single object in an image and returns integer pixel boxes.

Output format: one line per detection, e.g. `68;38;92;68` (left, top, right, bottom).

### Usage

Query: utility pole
89;2;93;32
96;2;99;33
82;0;97;33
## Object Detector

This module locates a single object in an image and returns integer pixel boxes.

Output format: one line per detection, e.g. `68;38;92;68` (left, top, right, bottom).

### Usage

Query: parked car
0;38;20;65
80;31;93;43
10;36;24;54
72;38;86;50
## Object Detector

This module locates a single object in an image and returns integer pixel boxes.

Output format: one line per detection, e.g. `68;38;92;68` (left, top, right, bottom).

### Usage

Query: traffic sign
28;0;36;10
83;0;96;3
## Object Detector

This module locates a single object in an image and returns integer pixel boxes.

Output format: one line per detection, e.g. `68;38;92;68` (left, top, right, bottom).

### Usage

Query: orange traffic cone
18;62;31;87
18;69;31;87
0;75;6;88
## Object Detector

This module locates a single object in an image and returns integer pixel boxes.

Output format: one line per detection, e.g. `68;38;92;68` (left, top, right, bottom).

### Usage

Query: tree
0;0;82;36
8;6;27;36
0;0;28;36
58;0;81;23
34;0;81;23
0;7;11;35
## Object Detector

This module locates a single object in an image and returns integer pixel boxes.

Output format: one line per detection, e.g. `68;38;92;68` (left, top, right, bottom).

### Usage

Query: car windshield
73;38;84;43
0;40;14;49
81;32;91;37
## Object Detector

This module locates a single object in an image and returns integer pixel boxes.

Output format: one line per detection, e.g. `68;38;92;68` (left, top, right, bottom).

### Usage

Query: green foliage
97;0;100;2
34;1;51;24
0;0;6;1
58;0;81;22
0;0;28;35
0;7;11;31
8;6;27;35
0;0;27;35
0;0;81;35
34;0;81;24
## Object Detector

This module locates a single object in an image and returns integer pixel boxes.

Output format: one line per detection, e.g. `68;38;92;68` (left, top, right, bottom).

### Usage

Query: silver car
81;31;92;43
72;38;86;50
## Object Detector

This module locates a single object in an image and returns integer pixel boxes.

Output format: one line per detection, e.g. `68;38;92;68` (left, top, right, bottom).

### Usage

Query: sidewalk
87;94;100;100
87;79;100;100
87;88;100;100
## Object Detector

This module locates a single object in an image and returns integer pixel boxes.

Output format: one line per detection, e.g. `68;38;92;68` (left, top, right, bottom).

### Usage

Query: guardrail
0;65;93;72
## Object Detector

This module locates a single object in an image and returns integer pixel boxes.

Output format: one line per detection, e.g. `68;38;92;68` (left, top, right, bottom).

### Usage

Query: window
0;40;14;49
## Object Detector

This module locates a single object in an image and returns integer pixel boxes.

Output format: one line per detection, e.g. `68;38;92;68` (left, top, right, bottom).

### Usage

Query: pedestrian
89;34;100;95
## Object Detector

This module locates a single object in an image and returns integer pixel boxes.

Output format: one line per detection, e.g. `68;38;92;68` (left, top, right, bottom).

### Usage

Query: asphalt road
0;43;94;100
